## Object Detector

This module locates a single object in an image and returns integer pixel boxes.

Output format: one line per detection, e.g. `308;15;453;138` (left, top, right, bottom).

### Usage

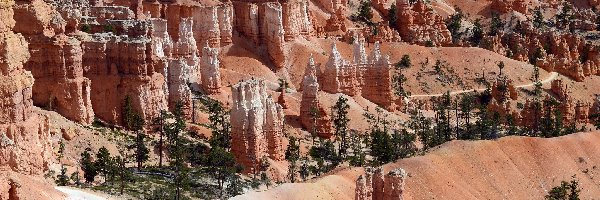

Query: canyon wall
230;79;285;172
233;0;313;69
13;0;94;124
0;0;53;196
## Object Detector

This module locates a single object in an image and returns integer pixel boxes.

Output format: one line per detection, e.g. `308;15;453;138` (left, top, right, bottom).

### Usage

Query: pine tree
278;78;290;92
364;107;396;164
489;13;505;36
80;147;97;183
95;146;112;183
545;176;581;200
555;3;573;30
299;157;310;181
134;131;150;170
331;96;350;158
205;147;242;197
458;95;475;139
388;4;398;27
533;7;545;29
285;136;301;183
348;130;366;167
391;129;417;160
153;110;169;168
309;139;341;171
471;19;484;46
200;97;231;150
70;171;81;186
309;107;320;145
446;6;464;44
56;165;70;186
393;55;412;98
353;0;373;25
409;108;434;149
529;64;543;136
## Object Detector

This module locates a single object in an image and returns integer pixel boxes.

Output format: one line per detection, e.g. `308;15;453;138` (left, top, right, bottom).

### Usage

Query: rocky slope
234;131;600;200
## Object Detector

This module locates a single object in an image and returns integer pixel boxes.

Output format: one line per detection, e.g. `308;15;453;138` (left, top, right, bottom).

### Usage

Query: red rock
355;167;407;200
393;0;451;46
230;79;285;172
300;56;332;138
0;0;53;177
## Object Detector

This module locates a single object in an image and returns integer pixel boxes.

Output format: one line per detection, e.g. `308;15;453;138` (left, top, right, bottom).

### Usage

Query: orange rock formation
0;0;54;197
230;79;285;172
355;167;407;200
393;0;451;46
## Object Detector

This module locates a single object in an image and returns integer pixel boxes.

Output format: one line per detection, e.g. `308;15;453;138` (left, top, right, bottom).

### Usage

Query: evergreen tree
309;139;341;171
200;98;231;150
369;128;393;165
331;96;350;158
122;95;143;130
393;55;412;98
205;147;242;197
153;110;169;168
505;114;521;136
555;3;573;30
458;95;475;139
391;129;417;159
309;107;321;144
225;175;246;197
364;107;395;164
528;64;543;136
95;146;112;183
134;131;150;170
489;13;505;36
446;7;464;44
80;147;97;183
545;176;581;200
70;171;81;186
114;156;130;195
352;0;373;25
285;136;301;183
299;157;310;181
514;20;525;36
278;78;290;92
471;19;484;46
533;7;545;29
388;4;398;27
56;165;70;186
409;108;435;149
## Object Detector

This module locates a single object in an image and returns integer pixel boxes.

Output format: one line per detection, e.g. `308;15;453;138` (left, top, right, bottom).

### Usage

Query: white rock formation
230;79;285;172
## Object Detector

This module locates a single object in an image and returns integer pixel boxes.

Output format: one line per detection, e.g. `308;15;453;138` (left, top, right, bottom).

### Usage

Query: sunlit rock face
230;79;285;172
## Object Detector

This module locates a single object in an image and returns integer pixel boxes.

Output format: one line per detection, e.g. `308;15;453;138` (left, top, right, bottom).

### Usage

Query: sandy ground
56;187;108;200
234;131;600;200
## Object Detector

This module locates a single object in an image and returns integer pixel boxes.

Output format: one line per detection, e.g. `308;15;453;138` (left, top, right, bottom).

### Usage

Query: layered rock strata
13;0;94;124
321;41;396;110
82;33;169;125
481;22;600;82
0;0;53;177
355;167;407;200
200;42;222;94
233;0;312;69
393;0;451;46
230;79;285;171
300;56;332;138
491;0;528;14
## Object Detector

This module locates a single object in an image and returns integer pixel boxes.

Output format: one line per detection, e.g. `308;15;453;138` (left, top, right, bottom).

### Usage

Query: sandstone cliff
0;0;56;198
